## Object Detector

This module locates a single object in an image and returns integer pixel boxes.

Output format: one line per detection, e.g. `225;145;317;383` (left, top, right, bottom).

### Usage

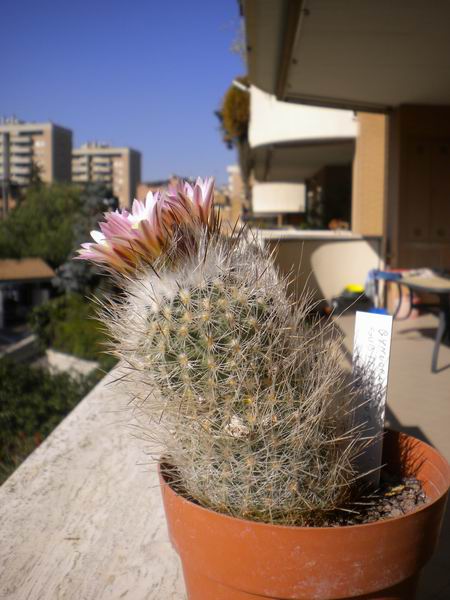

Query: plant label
352;311;393;488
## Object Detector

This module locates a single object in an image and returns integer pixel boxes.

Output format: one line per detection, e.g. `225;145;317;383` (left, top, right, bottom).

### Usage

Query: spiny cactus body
102;232;360;525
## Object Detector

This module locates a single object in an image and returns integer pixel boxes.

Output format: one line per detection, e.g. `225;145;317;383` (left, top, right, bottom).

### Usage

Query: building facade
0;118;72;216
72;143;141;209
248;85;359;228
242;0;450;270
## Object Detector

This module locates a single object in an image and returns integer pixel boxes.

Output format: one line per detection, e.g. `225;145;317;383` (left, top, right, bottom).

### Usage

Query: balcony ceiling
243;0;450;111
252;139;354;183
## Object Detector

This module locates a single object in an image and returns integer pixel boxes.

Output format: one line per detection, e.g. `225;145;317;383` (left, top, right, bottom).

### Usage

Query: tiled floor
338;312;450;600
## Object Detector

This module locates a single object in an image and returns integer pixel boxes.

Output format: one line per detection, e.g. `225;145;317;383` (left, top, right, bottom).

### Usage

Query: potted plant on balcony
77;178;450;600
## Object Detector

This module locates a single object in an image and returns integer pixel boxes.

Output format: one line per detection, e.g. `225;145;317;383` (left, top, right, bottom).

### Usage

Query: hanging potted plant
77;179;450;600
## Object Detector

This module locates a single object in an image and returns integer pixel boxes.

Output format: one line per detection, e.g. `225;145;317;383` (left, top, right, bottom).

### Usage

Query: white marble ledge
0;372;186;600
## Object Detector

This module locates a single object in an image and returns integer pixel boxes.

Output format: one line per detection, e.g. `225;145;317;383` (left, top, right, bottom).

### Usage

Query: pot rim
159;429;450;533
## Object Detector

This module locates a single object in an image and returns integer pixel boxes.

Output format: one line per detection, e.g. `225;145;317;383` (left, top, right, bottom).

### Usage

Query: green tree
0;357;95;483
54;183;117;294
0;183;82;267
29;160;44;187
29;292;115;370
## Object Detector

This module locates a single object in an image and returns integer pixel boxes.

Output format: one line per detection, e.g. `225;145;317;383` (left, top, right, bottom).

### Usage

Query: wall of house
351;113;387;236
387;105;450;269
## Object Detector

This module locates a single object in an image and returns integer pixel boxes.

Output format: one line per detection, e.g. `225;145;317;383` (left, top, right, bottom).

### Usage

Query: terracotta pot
159;430;450;600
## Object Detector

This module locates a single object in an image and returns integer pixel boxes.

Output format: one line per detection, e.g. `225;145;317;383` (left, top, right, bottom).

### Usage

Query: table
397;276;450;373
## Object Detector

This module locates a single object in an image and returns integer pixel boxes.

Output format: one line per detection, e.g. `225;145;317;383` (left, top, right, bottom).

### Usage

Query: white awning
252;182;306;214
252;139;355;183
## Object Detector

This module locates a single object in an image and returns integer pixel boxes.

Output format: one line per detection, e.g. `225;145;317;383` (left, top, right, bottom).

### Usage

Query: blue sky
1;0;244;184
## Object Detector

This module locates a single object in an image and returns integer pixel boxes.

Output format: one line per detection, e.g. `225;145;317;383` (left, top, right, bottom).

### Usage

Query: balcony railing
11;155;32;165
9;135;32;145
92;166;112;174
10;165;32;175
10;175;29;185
92;174;113;182
10;145;32;155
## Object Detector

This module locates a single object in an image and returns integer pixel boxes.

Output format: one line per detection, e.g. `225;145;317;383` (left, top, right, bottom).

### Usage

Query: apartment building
72;143;141;209
0;117;72;215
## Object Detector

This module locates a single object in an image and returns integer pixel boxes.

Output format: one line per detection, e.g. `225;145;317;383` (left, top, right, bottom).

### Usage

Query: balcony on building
92;165;112;174
72;167;88;175
9;135;33;145
10;175;29;185
10;155;32;166
249;85;356;220
247;85;376;304
93;157;112;165
10;164;32;176
72;174;90;183
92;174;113;183
9;145;33;155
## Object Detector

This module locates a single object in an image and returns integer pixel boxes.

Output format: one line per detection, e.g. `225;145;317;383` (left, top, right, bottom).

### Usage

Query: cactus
79;178;364;526
99;231;359;526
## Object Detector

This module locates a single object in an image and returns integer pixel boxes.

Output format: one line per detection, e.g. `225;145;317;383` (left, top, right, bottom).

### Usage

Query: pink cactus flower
76;177;216;274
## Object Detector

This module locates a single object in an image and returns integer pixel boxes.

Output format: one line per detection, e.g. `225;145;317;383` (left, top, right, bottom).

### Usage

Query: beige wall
351;113;387;236
41;128;53;183
120;152;130;208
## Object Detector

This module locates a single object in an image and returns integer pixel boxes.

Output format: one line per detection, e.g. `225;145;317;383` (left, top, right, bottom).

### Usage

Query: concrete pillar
351;113;387;237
